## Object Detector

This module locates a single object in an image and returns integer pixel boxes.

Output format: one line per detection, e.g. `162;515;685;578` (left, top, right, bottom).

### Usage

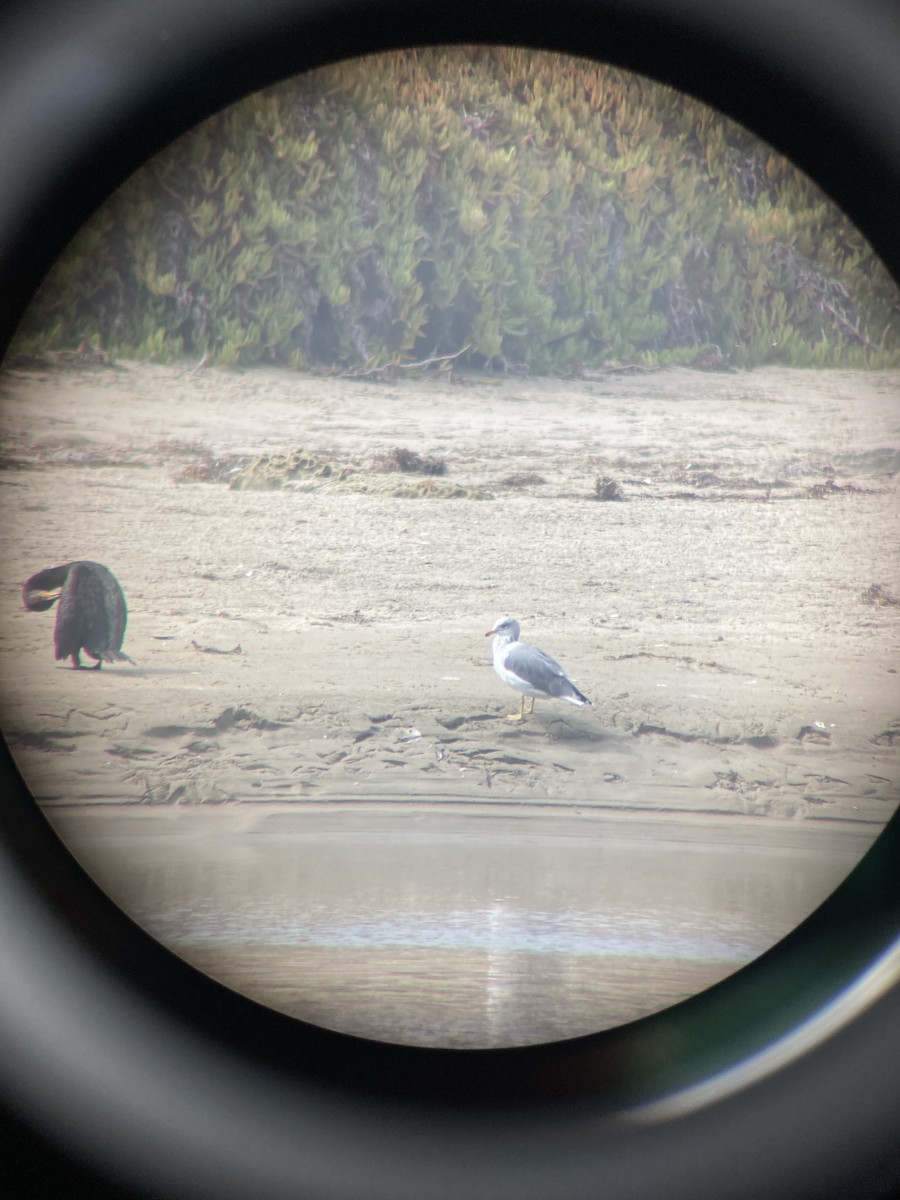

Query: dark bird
23;560;135;670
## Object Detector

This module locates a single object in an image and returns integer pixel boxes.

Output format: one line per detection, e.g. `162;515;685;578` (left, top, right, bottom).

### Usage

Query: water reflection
50;807;876;1047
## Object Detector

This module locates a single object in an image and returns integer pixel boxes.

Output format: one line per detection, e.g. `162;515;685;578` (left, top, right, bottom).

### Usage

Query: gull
485;616;592;722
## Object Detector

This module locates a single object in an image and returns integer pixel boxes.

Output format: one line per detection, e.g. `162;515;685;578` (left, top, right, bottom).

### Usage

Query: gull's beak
485;628;496;637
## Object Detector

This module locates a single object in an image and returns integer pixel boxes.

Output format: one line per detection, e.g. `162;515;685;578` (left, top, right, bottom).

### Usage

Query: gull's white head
485;616;520;642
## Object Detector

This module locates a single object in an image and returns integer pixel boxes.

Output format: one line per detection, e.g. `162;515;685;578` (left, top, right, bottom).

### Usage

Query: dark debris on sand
499;472;547;488
593;475;626;501
375;446;447;476
807;478;874;498
861;583;900;607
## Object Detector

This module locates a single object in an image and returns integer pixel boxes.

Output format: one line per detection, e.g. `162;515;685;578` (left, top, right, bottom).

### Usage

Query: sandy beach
0;359;897;827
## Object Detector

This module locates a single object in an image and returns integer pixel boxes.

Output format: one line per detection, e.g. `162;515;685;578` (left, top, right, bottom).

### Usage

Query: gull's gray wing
504;642;580;698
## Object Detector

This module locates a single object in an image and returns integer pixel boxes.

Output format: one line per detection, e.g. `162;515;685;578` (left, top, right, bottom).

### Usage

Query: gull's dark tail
565;683;592;707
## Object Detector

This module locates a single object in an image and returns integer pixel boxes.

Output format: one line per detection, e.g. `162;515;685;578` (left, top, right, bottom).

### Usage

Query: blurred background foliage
11;46;900;371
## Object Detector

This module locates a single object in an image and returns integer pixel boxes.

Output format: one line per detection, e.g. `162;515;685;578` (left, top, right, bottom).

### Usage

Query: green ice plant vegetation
11;47;900;371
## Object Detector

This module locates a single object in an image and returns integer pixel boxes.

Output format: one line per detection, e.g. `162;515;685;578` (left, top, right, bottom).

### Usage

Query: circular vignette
0;1;899;1199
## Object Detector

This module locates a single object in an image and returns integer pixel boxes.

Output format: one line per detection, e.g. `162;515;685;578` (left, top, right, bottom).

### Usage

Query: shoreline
45;796;888;850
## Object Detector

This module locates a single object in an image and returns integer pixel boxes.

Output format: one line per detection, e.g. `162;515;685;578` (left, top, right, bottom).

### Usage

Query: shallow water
49;805;878;1048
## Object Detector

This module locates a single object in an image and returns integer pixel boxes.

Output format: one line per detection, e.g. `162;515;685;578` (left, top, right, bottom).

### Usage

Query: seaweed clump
374;446;447;475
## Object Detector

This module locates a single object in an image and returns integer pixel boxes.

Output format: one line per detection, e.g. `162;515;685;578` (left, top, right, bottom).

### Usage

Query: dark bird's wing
96;563;128;656
60;561;130;662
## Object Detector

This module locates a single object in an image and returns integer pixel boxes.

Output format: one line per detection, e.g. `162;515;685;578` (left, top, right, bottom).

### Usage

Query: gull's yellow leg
506;695;527;722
